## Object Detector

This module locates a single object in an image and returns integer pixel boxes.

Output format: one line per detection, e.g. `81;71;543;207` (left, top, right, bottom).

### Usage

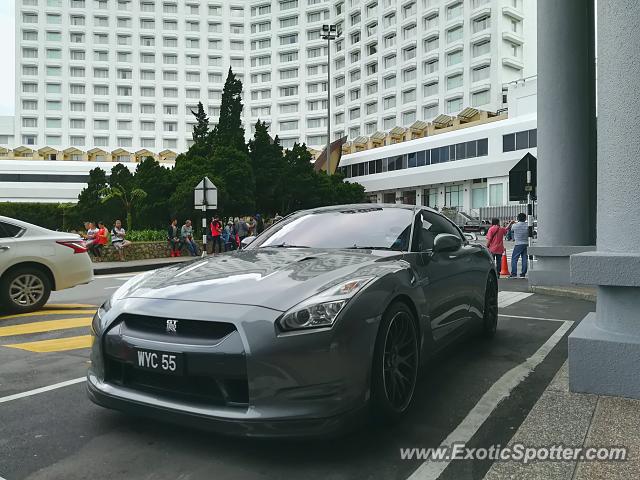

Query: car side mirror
433;234;463;253
241;236;256;248
463;232;477;242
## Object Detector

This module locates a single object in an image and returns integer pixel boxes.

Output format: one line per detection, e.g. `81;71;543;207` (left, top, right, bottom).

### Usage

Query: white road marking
499;314;574;323
0;377;85;404
92;273;142;280
104;286;121;290
497;291;533;308
406;320;574;480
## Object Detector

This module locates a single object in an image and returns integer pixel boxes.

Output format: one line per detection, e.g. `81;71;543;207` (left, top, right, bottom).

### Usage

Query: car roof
304;203;439;214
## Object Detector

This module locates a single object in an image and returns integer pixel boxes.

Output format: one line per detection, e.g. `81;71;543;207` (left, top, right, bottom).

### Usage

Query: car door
0;221;19;274
412;210;474;342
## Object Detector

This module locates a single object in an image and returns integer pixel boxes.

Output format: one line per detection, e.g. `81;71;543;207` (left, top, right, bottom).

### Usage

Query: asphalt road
0;274;595;480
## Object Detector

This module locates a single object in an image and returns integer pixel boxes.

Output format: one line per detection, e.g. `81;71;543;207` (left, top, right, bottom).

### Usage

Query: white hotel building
0;0;536;203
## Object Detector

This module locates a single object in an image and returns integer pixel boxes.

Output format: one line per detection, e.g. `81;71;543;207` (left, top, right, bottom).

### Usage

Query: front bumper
88;297;379;437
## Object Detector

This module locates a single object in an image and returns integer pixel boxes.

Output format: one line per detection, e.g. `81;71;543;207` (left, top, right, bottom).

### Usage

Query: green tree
211;68;246;152
74;167;108;226
100;167;147;230
133;157;176;228
248;121;284;216
191;101;209;144
211;145;255;217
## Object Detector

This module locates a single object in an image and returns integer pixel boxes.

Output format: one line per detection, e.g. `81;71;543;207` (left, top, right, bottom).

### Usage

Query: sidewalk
484;361;640;479
92;256;194;275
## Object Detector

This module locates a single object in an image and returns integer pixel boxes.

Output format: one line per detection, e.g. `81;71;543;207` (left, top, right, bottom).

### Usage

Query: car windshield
252;207;414;251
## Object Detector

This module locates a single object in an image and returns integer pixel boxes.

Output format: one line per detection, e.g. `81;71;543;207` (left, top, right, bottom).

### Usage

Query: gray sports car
87;204;498;437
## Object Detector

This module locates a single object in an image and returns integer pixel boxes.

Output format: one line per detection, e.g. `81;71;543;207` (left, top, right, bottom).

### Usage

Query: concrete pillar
528;0;597;286
569;0;640;398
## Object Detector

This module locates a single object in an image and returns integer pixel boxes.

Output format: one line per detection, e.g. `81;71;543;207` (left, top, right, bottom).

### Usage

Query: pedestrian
223;221;238;251
84;222;97;250
248;216;257;236
181;219;199;256
167;218;182;257
510;213;529;278
255;214;265;235
92;221;109;261
111;219;131;261
209;216;223;255
485;218;507;273
236;216;249;246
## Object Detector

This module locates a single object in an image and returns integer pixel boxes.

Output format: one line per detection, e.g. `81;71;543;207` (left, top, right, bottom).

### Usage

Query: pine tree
191;102;210;144
249;121;284;216
211;68;246;152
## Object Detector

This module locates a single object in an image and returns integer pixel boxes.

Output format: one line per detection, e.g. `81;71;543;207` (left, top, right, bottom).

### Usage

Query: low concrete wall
91;241;204;263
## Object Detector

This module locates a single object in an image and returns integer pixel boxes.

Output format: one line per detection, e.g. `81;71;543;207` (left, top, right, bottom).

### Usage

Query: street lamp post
322;24;338;175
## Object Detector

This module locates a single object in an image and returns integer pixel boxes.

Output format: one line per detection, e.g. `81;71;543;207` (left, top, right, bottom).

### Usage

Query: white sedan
0;216;93;313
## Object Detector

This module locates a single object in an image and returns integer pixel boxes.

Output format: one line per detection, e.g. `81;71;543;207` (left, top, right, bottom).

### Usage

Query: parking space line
3;335;93;353
497;291;533;308
0;317;93;337
44;304;96;310
0;309;96;321
407;320;573;480
499;314;575;324
0;377;85;404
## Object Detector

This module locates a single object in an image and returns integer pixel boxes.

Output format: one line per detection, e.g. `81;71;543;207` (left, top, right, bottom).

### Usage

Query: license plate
135;349;184;375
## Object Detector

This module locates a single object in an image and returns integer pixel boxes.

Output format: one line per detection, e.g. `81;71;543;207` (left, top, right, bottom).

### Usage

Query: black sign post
509;153;537;264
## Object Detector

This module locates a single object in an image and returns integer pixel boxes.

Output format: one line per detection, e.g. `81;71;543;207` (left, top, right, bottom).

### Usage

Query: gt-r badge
166;319;178;334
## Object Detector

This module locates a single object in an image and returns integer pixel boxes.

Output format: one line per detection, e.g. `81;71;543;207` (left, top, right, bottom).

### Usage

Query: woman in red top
485;218;507;272
93;221;109;261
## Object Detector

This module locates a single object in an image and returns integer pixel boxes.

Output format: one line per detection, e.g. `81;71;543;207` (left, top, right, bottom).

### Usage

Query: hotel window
46;14;62;25
446;97;463;113
70;102;85;112
473;15;491;34
472;64;491;82
280;103;298;114
118;35;132;46
350;107;361;120
163;20;177;30
252;38;271;50
424;59;439;75
473;40;491;57
140;87;155;97
186;71;200;82
423;81;439;96
367;82;378;95
366;63;378;76
117;52;132;62
424;36;439;52
446;73;463;89
335;94;345;106
164;139;178;148
351;31;361;45
383;13;396;28
117;103;132;113
163;88;178;98
383;34;396;49
94;119;109;130
350;69;361;82
209;73;223;83
140;70;155;80
447;49;463;66
22;83;38;94
22;13;38;24
447;26;463;43
230;6;244;17
163;54;177;65
163;3;177;13
48;66;63;76
117;69;132;80
307;118;326;128
423;103;438;120
424;13;438;30
366;102;377;115
402;89;416;104
489;184;503;206
23;30;38;41
280;86;299;97
140;121;155;131
140;104;155;114
209;4;222;15
69;84;85;95
94;67;108;78
46;84;61;94
403;46;417;61
350;88;361;101
70;33;84;43
46;49;61;60
280;69;298;80
280;16;298;28
70;137;85;147
94;16;108;27
308;29;322;41
47;30;62;42
22;65;38;76
117;120;132;130
141;53;155;64
446;2;463;20
94;51;108;62
384;55;396;69
164;105;178;115
280;33;298;46
403;24;416;40
383;75;396;89
94;33;108;44
94;102;109;112
117;86;132;96
209;22;223;33
403;67;417;82
164;122;178;132
335;112;344;124
402;110;416;125
280;120;298;131
163;71;178;81
45;136;61;145
366;23;378;37
140;36;155;47
335;76;345;88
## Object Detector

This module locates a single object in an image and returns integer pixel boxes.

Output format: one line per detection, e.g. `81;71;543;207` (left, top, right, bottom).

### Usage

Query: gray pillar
528;0;596;286
569;0;640;398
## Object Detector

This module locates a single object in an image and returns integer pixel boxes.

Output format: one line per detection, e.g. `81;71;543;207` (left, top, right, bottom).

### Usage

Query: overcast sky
0;0;15;115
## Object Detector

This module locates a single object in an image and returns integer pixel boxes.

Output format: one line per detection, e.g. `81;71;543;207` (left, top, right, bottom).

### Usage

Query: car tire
371;301;419;423
0;267;51;314
482;274;498;338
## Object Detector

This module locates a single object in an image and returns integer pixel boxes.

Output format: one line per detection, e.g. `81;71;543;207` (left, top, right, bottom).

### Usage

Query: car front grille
105;357;249;408
119;313;236;343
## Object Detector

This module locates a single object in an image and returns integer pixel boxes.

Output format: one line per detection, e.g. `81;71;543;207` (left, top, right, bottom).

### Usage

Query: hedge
0;203;74;231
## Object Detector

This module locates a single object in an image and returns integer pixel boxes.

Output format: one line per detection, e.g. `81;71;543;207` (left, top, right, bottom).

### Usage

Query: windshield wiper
346;246;395;250
262;243;311;248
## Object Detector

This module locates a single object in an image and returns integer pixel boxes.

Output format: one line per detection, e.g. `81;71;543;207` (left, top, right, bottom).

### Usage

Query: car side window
0;221;23;238
415;211;462;252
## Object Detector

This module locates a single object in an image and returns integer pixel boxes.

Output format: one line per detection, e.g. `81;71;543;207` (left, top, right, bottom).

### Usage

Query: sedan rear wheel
371;302;419;421
482;274;499;338
1;268;51;313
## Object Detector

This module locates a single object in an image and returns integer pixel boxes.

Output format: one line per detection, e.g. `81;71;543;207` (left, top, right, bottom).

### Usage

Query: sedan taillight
57;240;88;254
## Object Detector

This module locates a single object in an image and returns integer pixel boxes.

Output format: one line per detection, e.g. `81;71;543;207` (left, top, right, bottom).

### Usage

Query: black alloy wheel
372;302;419;421
482;274;499;338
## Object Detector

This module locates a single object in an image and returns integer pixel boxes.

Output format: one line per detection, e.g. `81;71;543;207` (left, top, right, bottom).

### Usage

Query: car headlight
91;297;112;335
278;277;374;331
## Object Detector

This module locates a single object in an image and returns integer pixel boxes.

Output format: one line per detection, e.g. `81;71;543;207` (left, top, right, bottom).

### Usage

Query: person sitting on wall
167;218;182;257
111;219;132;262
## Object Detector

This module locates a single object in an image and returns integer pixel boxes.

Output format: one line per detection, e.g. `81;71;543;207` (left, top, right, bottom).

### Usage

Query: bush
0;203;74;230
126;229;167;242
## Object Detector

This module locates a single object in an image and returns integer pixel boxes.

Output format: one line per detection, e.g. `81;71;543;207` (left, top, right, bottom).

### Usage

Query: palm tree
100;185;147;231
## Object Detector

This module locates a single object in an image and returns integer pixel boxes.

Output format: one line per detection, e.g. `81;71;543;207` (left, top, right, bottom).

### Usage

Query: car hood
114;248;407;312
